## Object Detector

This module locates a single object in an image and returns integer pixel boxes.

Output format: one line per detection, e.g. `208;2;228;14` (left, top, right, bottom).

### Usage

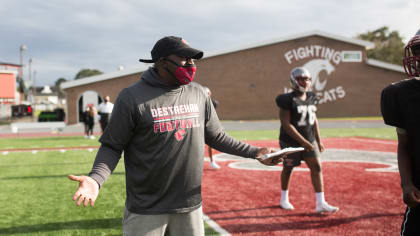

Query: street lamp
19;44;27;81
28;58;32;82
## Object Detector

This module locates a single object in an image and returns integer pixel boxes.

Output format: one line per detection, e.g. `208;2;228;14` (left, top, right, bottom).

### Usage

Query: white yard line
203;214;231;236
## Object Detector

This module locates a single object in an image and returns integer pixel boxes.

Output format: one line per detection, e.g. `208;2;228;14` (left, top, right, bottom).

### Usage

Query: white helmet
290;67;312;92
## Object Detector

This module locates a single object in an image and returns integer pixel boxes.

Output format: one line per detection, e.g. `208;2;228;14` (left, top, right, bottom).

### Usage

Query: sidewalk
0;119;387;138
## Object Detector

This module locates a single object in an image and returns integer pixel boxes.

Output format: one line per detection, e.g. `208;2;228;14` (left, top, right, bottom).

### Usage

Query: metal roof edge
61;31;377;89
366;59;405;73
61;65;147;89
205;30;375;58
0;62;22;67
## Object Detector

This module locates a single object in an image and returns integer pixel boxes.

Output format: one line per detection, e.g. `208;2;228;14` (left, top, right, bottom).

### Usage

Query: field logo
283;45;347;104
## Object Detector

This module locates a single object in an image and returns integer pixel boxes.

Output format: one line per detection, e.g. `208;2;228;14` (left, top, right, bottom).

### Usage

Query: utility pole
19;44;27;82
28;58;33;103
32;70;37;121
28;58;32;82
19;44;27;102
33;70;37;104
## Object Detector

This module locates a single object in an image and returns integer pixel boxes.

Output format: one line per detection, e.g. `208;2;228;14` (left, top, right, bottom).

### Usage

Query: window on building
341;51;362;62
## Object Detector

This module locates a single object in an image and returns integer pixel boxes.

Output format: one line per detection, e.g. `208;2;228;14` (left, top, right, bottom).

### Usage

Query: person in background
69;36;284;236
381;29;420;236
276;67;338;213
98;95;114;133
203;86;221;169
84;104;97;139
82;105;90;139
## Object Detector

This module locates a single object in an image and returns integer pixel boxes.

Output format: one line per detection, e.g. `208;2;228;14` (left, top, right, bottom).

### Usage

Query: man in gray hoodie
69;36;283;236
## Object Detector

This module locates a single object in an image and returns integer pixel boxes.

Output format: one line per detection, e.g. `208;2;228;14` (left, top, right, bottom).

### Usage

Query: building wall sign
283;45;361;104
61;31;405;123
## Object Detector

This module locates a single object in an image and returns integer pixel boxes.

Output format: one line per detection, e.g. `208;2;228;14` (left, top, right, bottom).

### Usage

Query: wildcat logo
303;59;335;91
303;59;346;104
284;45;347;104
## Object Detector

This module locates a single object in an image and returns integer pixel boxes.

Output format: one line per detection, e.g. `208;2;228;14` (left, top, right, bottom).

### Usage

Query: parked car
38;108;65;122
11;104;33;117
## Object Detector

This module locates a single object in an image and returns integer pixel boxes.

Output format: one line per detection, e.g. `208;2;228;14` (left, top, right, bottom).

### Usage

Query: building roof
60;30;390;90
0;62;22;68
35;85;59;94
205;30;375;58
61;65;148;89
366;58;405;73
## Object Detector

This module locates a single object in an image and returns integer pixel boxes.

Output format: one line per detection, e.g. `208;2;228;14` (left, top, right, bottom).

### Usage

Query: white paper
261;147;305;160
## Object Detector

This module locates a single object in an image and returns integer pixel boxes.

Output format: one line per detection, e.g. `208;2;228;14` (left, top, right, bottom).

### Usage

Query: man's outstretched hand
68;175;99;207
256;147;284;166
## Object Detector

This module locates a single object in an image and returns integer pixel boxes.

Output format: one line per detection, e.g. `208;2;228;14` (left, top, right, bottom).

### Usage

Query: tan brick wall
64;74;141;124
64;35;405;124
195;35;403;120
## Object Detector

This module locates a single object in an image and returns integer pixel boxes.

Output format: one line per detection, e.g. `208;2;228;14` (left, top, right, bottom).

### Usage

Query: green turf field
0;150;219;235
228;127;396;141
0;127;396;150
0;127;396;235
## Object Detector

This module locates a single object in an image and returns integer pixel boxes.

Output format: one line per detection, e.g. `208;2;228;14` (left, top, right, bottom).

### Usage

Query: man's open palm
68;175;99;207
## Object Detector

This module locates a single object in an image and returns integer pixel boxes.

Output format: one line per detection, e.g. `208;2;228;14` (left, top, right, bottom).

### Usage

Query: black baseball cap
139;36;204;63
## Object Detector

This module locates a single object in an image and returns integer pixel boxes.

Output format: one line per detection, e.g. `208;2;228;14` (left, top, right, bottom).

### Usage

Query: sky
1;0;419;86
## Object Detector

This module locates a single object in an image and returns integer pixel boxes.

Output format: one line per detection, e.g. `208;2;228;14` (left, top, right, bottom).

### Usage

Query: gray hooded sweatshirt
89;67;259;214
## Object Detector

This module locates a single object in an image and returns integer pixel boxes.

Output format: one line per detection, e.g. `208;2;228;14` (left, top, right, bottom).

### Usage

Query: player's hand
256;147;284;166
302;141;314;151
318;142;325;153
68;175;100;207
402;184;420;207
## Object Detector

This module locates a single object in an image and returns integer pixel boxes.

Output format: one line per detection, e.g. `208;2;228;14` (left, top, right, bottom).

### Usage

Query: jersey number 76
297;105;317;126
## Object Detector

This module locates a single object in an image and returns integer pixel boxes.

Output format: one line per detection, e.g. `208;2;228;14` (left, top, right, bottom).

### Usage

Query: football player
275;67;338;213
381;29;420;235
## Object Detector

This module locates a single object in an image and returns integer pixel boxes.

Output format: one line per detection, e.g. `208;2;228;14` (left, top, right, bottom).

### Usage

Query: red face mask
165;58;196;85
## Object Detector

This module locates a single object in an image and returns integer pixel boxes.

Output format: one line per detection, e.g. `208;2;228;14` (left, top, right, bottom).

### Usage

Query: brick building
61;30;405;124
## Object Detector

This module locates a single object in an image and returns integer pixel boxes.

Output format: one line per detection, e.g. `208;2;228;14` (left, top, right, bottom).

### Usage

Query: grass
0;127;396;235
319;116;383;121
0;120;11;126
0;150;218;235
227;127;396;141
0;150;124;235
0;136;99;150
320;127;396;140
0;127;396;150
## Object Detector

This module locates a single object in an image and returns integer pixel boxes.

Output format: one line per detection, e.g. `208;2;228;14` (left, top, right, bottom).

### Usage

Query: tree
357;26;405;66
74;69;103;80
55;77;67;98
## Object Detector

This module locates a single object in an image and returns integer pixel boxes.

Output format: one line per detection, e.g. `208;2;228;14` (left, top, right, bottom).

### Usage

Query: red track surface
202;138;402;235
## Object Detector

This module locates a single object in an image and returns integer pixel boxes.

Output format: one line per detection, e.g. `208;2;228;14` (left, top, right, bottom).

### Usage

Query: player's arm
279;108;314;151
397;130;420;207
204;96;280;165
313;117;324;152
